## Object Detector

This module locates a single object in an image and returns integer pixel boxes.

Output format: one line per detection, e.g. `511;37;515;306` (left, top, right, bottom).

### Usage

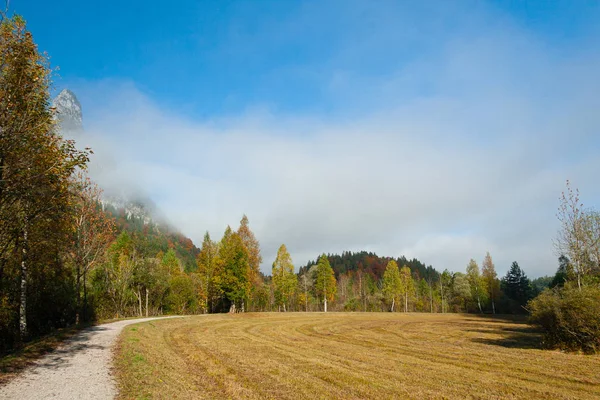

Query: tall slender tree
466;259;486;313
382;260;401;312
69;172;115;323
399;265;414;312
272;244;296;312
196;231;219;313
481;252;499;314
218;226;251;313
555;181;588;290
0;15;89;339
237;216;261;282
314;254;336;312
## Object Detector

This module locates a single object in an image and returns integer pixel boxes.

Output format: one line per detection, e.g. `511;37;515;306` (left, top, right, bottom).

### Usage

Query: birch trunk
19;223;28;340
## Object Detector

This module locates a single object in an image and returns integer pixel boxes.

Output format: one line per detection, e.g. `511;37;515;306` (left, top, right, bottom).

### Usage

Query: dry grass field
115;313;600;399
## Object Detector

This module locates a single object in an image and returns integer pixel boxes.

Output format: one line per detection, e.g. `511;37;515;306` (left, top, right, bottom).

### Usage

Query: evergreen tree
501;261;533;313
550;255;572;288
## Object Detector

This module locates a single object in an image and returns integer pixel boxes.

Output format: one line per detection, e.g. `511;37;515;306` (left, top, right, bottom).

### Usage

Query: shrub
529;285;600;354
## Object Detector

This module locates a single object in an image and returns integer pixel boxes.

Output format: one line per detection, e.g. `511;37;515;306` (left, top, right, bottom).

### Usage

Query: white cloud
68;3;600;279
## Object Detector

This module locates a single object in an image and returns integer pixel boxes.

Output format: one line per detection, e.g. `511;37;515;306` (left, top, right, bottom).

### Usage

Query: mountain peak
53;89;83;134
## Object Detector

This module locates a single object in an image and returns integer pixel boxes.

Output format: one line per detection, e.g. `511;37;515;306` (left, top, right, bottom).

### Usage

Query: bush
529;285;600;354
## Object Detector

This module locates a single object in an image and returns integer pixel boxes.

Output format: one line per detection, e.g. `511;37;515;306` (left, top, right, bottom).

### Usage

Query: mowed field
115;313;600;399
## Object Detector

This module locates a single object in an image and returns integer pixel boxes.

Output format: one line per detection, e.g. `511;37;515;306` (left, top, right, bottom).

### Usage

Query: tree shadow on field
470;324;543;350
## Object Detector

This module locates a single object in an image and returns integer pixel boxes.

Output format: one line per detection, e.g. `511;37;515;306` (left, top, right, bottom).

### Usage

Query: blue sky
19;1;600;117
12;1;600;276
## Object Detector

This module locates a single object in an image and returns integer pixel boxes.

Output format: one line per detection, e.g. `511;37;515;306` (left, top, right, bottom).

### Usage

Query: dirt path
0;317;180;400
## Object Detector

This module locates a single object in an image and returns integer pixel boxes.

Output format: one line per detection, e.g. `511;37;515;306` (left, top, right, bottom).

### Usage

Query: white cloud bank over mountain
66;2;600;277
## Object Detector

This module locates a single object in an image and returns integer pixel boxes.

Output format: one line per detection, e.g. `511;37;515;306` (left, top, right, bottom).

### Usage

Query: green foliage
550;255;573;288
382;260;401;311
217;227;251;312
529;285;600;354
501;262;533;314
196;232;220;313
0;15;89;347
314;254;337;309
301;251;437;283
167;274;197;314
451;273;471;312
466;259;487;313
530;276;552;296
272;244;296;311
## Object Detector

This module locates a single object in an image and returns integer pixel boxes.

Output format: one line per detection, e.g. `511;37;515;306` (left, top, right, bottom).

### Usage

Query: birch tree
466;259;486;313
555;181;590;289
399;265;414;312
272;244;296;312
481;252;499;314
314;254;336;312
196;231;219;313
382;260;401;312
0;15;89;338
69;172;115;323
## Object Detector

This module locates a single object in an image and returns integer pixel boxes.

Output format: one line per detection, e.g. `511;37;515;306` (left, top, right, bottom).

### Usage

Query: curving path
0;317;180;400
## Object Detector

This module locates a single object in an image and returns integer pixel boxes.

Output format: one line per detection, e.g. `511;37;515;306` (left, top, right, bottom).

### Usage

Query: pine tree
501;261;533;312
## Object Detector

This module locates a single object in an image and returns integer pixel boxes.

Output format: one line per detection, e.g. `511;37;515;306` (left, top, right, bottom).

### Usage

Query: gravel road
0;317;179;400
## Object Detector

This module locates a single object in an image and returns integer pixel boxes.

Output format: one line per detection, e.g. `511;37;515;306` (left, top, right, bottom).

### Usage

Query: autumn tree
466;259;486;313
0;15;89;339
162;248;183;276
481;252;500;314
399;265;414;312
439;269;452;313
299;266;315;312
452;272;471;312
218;226;251;313
314;254;336;312
237;215;262;306
100;232;138;318
555;181;598;289
68;172;115;323
382;260;401;312
196;231;220;313
272;244;296;312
